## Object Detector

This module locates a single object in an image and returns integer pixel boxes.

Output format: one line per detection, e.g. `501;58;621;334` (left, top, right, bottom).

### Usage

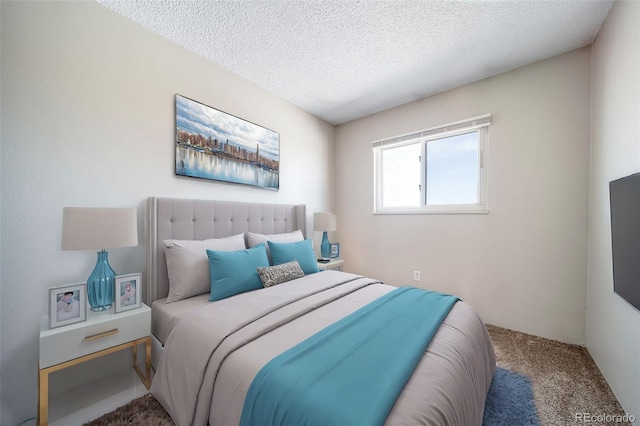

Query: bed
145;197;496;426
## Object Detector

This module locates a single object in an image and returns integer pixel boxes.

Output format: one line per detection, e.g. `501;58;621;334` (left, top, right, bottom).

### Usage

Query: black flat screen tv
609;172;640;311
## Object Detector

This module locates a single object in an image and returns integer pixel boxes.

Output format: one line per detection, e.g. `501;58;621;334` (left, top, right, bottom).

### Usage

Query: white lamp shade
314;213;337;232
62;207;138;250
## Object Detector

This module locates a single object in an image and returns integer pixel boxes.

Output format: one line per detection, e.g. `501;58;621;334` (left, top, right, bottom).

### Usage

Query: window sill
373;205;489;215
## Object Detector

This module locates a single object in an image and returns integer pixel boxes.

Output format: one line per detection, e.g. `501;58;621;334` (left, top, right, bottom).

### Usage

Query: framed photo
114;273;142;313
49;283;87;329
175;94;280;190
330;243;340;258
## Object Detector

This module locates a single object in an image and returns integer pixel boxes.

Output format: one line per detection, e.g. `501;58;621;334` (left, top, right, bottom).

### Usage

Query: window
373;115;490;214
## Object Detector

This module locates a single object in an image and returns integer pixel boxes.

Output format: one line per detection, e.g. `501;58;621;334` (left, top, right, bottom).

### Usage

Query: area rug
483;367;538;426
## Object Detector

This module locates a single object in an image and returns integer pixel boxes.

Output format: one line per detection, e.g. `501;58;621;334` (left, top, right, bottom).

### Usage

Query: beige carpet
486;325;630;426
85;325;630;425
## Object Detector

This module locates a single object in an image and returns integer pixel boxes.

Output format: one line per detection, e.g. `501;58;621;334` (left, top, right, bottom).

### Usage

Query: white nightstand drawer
39;304;151;369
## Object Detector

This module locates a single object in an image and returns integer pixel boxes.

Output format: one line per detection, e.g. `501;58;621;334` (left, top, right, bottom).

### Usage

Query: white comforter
151;271;496;426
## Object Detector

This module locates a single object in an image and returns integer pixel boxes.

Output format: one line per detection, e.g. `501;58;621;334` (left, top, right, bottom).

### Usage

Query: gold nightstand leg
38;336;151;424
38;368;49;425
145;337;151;384
133;336;151;389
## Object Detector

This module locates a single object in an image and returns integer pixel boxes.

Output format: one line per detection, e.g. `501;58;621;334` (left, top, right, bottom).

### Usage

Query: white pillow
163;233;246;303
245;230;304;262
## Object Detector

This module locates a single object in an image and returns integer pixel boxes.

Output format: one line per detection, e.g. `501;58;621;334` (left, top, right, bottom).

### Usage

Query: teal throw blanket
240;286;459;426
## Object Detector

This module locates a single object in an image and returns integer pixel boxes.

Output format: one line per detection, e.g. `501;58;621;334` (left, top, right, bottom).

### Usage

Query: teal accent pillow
207;244;270;301
268;239;320;275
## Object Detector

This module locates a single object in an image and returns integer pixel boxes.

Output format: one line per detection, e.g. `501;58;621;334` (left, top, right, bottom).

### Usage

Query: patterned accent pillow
257;260;305;288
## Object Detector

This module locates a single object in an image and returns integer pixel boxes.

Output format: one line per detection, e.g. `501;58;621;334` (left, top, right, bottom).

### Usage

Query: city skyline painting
175;94;280;190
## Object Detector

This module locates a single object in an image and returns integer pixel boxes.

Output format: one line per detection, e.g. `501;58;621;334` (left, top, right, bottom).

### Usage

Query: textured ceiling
97;0;613;125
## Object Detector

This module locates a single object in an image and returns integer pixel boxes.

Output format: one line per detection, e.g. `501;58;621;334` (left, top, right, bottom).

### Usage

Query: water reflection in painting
176;146;279;188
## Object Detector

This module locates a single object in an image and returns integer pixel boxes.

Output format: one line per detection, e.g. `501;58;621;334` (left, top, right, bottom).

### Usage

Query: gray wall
335;47;592;345
587;0;640;418
0;2;335;424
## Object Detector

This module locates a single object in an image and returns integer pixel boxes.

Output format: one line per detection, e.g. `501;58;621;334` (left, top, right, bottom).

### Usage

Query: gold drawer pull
83;328;119;342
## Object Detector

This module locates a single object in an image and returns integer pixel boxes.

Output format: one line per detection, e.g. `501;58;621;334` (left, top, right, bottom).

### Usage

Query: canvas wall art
175;94;280;190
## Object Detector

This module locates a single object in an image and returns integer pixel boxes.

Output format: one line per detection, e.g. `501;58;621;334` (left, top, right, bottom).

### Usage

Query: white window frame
373;114;490;215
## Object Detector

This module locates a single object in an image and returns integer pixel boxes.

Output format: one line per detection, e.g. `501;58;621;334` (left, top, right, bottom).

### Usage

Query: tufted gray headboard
145;197;306;303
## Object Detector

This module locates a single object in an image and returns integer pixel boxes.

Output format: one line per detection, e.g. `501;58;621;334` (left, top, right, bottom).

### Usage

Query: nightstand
38;303;151;426
318;258;344;271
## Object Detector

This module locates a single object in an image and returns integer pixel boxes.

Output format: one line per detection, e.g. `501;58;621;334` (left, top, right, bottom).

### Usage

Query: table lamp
62;207;138;311
314;212;337;260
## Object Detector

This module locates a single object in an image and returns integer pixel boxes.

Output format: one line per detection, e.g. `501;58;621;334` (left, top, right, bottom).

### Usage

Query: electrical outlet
413;270;421;281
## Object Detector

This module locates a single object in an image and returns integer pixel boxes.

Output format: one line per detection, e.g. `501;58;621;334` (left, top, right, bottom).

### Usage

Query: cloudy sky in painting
176;95;279;161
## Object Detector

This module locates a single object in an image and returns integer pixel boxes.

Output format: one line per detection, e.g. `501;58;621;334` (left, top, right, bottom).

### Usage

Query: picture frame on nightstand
49;283;87;329
114;273;142;313
330;243;340;258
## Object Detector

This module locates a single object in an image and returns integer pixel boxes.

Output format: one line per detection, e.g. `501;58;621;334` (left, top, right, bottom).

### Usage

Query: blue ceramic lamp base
320;231;331;260
87;250;116;311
